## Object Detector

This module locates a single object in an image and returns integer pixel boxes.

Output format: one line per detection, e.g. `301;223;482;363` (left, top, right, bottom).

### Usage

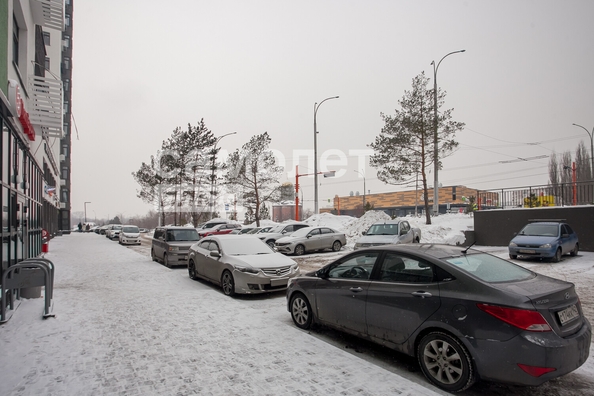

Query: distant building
323;186;497;217
272;202;303;222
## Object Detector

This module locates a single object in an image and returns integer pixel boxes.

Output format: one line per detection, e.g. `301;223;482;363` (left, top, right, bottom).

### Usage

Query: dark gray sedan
286;244;591;392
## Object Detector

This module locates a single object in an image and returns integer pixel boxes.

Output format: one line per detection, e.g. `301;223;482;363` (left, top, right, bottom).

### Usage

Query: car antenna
461;241;476;255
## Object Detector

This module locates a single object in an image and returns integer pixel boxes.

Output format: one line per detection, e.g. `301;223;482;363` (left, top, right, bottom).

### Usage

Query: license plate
271;278;288;287
558;304;579;325
519;249;536;254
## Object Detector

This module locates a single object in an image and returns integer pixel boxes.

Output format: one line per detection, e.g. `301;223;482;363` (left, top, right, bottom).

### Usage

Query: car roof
525;221;564;225
371;219;404;225
159;226;195;230
367;243;475;260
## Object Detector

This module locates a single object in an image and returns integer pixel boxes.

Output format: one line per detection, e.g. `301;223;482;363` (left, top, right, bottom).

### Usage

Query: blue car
509;222;579;262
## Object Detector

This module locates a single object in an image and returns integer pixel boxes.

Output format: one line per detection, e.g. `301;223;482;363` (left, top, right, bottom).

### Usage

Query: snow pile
304;212;357;229
340;210;392;246
408;213;474;245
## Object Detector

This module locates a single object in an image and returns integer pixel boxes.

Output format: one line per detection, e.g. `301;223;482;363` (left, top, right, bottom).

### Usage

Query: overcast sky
70;0;594;222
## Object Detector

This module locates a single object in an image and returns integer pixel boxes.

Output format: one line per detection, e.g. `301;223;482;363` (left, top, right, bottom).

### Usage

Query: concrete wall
474;206;594;251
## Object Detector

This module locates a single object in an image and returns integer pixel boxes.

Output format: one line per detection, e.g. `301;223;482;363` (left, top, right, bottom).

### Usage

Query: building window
43;31;50;46
62;58;70;70
65;15;70;27
63;79;69;91
45;57;50;70
63;35;70;49
12;15;19;65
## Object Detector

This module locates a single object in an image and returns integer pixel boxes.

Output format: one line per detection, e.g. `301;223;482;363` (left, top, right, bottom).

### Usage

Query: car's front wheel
570;243;579;257
151;249;158;262
294;244;305;256
418;331;475;392
188;260;197;280
163;253;170;268
552;248;562;263
509;254;517;259
221;270;235;296
290;293;313;330
266;240;275;249
332;240;342;252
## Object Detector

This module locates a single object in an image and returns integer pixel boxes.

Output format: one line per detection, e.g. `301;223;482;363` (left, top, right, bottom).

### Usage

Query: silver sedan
187;235;300;296
274;226;346;255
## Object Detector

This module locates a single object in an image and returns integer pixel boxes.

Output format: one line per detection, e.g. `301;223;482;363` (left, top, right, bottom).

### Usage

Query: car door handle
411;291;432;298
350;287;364;293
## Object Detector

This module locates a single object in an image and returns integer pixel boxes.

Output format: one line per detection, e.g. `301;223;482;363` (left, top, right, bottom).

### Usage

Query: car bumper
275;245;294;254
120;237;140;244
509;246;557;258
232;269;300;294
167;252;190;264
470;318;591;386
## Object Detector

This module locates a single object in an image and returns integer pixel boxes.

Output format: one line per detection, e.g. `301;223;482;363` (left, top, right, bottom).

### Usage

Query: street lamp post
572;123;594;179
314;96;339;214
431;50;465;216
210;132;237;220
354;170;366;212
84;202;91;223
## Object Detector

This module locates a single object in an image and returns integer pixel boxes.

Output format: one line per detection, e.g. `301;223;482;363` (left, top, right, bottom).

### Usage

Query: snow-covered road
1;226;593;395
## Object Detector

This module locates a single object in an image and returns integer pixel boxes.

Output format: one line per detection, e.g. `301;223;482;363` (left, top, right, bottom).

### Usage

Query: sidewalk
0;233;440;396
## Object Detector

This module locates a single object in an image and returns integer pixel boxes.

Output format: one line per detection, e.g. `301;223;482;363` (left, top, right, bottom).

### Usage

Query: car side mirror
362;231;366;235
210;251;221;258
306;235;311;239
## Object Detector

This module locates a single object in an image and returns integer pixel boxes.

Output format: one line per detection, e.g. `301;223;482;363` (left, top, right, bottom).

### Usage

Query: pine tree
369;72;463;224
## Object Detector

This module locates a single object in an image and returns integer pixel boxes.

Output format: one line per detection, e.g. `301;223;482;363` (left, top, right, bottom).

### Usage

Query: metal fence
477;181;594;210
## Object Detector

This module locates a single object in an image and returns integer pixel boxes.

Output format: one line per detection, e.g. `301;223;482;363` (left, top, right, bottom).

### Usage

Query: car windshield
445;253;535;283
246;228;261;234
519;224;559;237
122;226;139;233
290;227;315;238
366;223;398;236
220;238;273;255
268;225;286;233
167;229;200;241
113;225;122;230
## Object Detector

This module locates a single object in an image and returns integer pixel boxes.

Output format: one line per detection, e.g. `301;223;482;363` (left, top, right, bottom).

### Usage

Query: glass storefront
1;118;44;274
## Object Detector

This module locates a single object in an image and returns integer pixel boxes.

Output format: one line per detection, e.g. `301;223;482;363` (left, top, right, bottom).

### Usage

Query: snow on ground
3;212;592;395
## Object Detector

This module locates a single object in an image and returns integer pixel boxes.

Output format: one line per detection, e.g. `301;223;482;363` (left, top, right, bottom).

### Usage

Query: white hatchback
119;225;141;245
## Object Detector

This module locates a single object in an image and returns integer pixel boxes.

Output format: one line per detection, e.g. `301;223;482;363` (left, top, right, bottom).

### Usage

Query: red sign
8;81;36;141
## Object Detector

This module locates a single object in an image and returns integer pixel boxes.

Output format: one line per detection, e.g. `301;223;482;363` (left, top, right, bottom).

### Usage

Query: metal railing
477;181;594;210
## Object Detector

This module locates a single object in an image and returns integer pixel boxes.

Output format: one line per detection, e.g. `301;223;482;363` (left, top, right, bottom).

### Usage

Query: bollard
42;242;49;253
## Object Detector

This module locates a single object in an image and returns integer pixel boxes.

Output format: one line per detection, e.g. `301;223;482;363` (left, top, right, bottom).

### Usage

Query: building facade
325;185;497;218
0;0;71;272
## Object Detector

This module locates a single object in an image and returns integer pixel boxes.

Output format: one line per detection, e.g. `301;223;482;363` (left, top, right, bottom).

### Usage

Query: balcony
28;75;63;138
30;0;64;31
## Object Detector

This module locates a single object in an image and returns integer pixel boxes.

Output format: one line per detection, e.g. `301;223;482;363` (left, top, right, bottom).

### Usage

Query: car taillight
517;364;556;377
477;303;551;332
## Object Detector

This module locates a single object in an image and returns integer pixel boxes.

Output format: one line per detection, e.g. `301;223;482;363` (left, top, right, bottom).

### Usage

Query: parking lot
1;233;593;395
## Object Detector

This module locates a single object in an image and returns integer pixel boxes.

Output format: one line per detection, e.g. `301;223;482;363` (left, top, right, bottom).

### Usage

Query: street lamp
84;202;91;223
314;96;339;214
572;123;594;180
354;170;366;211
431;50;465;216
210;132;237;220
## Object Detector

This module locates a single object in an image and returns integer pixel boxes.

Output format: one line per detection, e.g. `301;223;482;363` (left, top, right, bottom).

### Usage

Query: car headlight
540;243;552;249
168;246;179;251
291;263;299;272
236;266;260;274
509;242;517;247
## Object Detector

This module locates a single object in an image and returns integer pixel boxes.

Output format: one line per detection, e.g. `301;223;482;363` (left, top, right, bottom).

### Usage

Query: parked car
256;223;310;248
197;220;230;231
187;235;299;296
198;223;242;239
354;219;421;250
509;221;579;262
99;225;109;235
119;225;141;245
275;226;346;255
287;244;591;392
151;226;200;267
106;224;122;240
